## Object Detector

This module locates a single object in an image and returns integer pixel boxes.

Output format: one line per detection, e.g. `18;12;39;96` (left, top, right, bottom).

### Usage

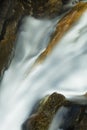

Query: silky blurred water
0;9;87;130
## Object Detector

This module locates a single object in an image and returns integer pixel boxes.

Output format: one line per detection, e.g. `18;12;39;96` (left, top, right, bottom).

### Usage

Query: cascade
0;1;87;130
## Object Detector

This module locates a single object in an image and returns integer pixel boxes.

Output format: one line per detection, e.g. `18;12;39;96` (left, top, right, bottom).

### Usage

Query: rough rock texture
0;1;87;130
74;114;87;130
0;1;86;77
30;0;63;18
0;0;63;77
23;92;87;130
0;0;63;78
23;92;66;130
61;106;87;130
0;0;24;77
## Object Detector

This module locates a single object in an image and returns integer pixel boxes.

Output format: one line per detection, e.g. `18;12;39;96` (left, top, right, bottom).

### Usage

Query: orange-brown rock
35;2;87;64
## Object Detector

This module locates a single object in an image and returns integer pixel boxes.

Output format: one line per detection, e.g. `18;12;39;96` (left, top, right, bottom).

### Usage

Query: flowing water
0;8;87;130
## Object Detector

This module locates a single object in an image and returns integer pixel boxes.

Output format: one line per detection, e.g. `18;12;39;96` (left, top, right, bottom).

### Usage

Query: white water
49;107;69;130
0;10;87;130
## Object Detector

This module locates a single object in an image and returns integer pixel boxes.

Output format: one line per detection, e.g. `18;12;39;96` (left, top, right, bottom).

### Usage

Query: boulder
23;92;87;130
22;92;68;130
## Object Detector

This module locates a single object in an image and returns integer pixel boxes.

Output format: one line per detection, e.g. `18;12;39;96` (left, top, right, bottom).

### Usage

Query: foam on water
0;10;87;130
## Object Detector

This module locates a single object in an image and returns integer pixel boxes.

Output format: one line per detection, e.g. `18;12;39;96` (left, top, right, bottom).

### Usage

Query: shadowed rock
0;0;24;78
0;0;63;77
0;1;87;77
74;114;87;130
22;92;71;130
60;106;87;130
22;92;87;130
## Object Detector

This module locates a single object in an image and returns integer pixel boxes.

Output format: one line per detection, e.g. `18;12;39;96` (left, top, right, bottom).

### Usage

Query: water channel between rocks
0;8;87;130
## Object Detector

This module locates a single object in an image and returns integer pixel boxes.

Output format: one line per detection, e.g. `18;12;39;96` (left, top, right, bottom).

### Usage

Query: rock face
61;106;87;130
0;0;63;77
35;2;87;64
0;1;87;77
0;1;87;130
74;114;87;130
26;0;63;18
0;0;24;77
23;92;87;130
23;92;66;130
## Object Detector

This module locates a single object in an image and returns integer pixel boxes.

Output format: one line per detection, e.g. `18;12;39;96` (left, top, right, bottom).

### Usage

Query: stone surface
23;92;87;130
28;0;63;18
61;106;87;130
22;92;66;130
0;0;24;77
0;0;63;77
0;1;85;77
74;116;87;130
35;2;87;63
0;1;87;130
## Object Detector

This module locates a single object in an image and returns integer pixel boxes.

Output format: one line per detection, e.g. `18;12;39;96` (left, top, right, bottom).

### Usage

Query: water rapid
0;10;87;130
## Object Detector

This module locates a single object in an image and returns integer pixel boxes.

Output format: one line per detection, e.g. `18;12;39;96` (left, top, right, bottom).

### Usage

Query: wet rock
60;106;87;130
0;0;84;77
0;0;24;77
74;116;87;130
23;92;87;130
22;92;67;130
0;0;63;77
73;107;87;130
28;0;63;18
35;2;87;63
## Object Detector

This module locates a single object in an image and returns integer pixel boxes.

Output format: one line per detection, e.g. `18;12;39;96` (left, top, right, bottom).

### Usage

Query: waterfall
0;8;87;130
